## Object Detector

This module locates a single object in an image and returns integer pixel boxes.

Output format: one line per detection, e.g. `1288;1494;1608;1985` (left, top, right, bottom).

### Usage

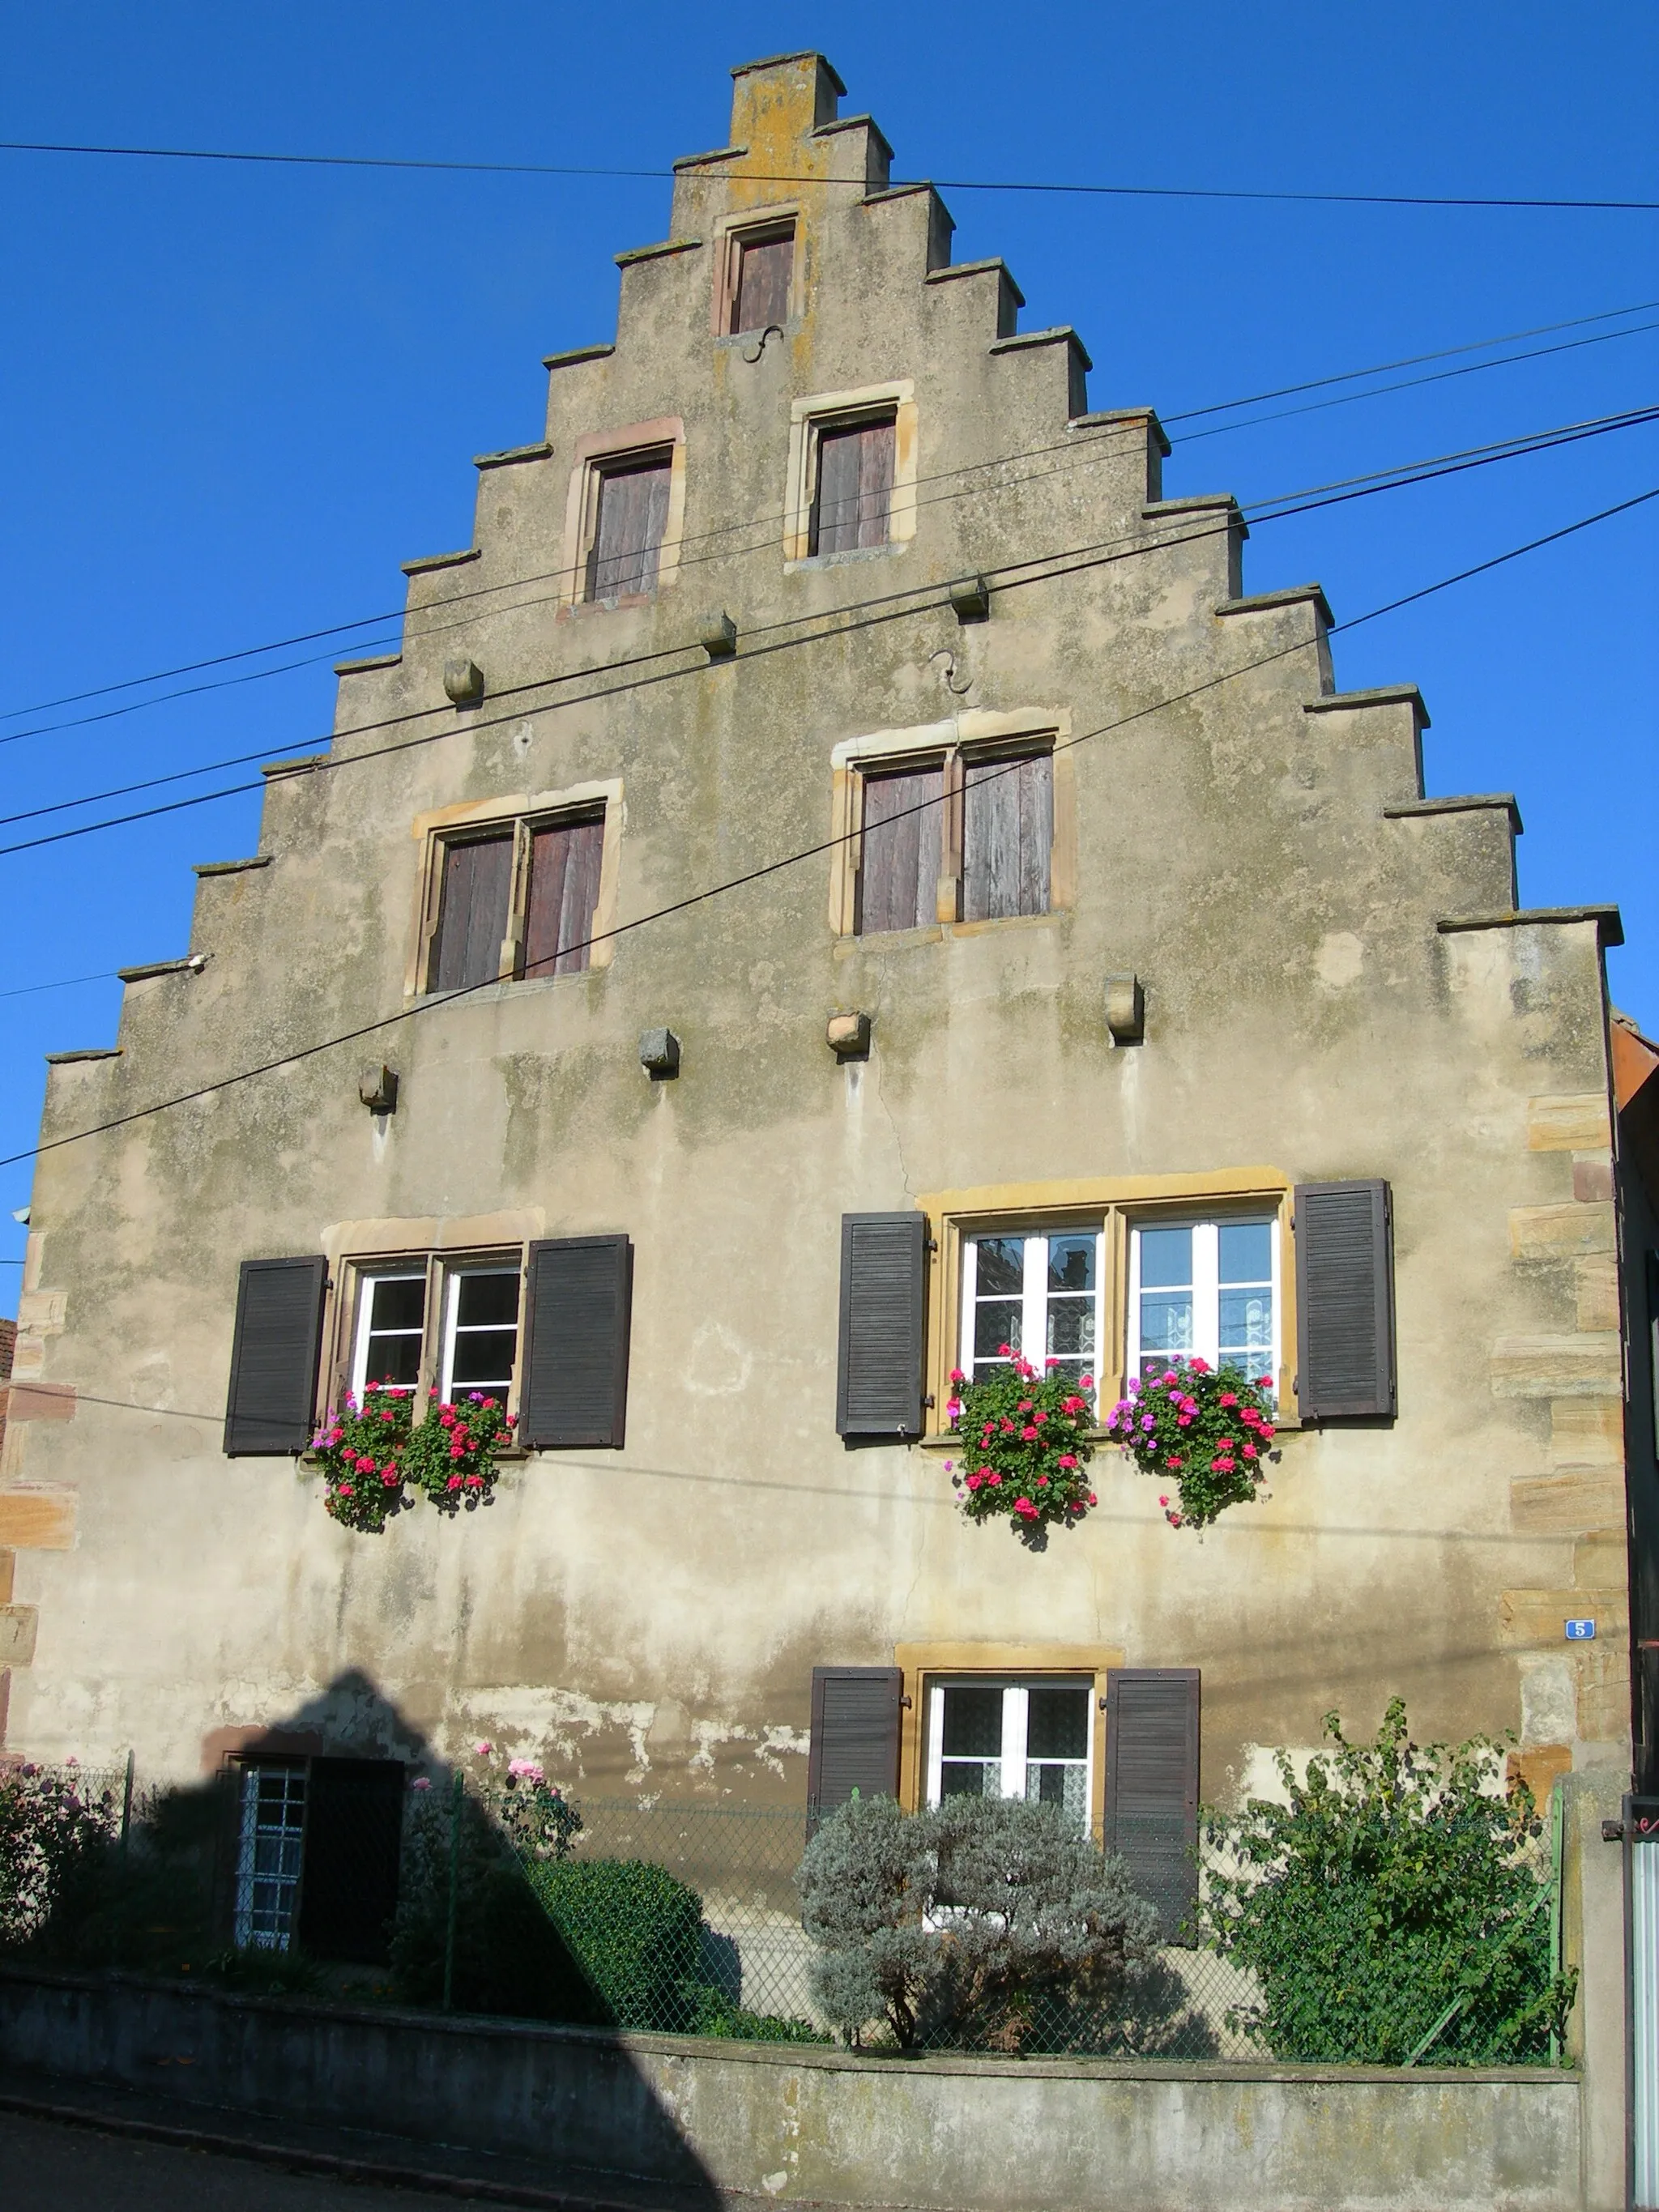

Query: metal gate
1631;1796;1659;2212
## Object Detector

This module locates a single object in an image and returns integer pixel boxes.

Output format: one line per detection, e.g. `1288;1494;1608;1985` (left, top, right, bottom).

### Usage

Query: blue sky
2;3;1656;1309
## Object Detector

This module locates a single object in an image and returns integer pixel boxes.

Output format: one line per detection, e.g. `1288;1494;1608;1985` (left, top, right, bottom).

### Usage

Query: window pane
940;1686;1003;1758
1045;1300;1095;1359
1138;1227;1192;1288
940;1762;997;1798
456;1272;520;1330
432;834;513;991
523;815;604;979
361;1274;424;1392
1026;1686;1089;1760
962;753;1052;922
974;1237;1025;1295
974;1300;1022;1362
858;765;942;935
450;1333;518;1388
812;418;895;555
365;1329;422;1391
588;454;672;599
369;1278;424;1332
733;228;793;332
1047;1235;1096;1294
1026;1762;1089;1829
1218;1221;1273;1285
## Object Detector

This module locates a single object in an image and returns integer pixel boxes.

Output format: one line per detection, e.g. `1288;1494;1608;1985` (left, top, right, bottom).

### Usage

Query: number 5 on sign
1564;1618;1597;1641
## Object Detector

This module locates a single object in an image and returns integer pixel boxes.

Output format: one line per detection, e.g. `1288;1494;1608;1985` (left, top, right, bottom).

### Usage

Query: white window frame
350;1268;427;1400
958;1227;1107;1388
1125;1215;1281;1388
438;1263;522;1405
343;1251;525;1414
923;1677;1094;1834
232;1761;307;1952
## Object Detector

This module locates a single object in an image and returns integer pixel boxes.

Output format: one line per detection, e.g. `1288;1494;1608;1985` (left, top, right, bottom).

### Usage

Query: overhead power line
1;399;1655;855
5;294;1655;742
2;138;1654;212
0;479;1649;1183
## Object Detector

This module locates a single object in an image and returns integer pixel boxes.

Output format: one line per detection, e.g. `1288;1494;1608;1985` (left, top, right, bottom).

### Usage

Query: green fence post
441;1770;463;2013
120;1748;135;1856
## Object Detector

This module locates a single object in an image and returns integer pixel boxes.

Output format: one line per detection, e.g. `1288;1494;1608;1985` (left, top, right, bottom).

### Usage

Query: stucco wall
0;1967;1588;2212
0;53;1631;1819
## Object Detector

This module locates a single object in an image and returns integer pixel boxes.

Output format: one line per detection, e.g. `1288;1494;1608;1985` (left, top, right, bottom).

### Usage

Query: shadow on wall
5;1669;730;2196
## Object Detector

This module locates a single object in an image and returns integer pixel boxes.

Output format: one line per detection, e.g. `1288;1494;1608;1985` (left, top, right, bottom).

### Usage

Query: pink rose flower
474;1741;494;1756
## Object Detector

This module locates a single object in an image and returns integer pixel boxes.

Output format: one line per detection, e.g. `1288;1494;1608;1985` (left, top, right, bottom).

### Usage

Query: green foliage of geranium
1201;1699;1577;2064
312;1384;515;1533
945;1353;1098;1538
1105;1357;1277;1530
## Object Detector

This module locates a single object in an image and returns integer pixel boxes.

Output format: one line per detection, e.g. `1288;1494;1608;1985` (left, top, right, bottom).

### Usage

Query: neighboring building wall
0;57;1637;1824
1613;1014;1659;1792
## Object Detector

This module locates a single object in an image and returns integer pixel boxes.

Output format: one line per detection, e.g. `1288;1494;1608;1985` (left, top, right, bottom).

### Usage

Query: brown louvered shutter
433;833;513;991
224;1256;328;1456
858;765;943;935
1104;1668;1200;1942
522;813;605;978
587;454;672;599
520;1236;633;1449
733;226;794;333
836;1213;927;1438
812;417;895;555
807;1666;904;1817
963;752;1052;921
1294;1179;1396;1420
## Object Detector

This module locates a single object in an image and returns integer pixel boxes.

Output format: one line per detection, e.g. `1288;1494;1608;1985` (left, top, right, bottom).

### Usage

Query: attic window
811;413;896;556
730;221;795;335
585;450;673;601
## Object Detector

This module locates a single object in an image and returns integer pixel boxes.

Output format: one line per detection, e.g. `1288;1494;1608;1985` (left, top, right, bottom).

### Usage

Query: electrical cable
2;399;1655;850
0;478;1648;1182
6;294;1656;740
2;137;1654;212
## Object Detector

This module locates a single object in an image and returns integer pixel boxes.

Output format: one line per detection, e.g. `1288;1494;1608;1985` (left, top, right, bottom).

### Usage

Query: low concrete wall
0;1966;1584;2212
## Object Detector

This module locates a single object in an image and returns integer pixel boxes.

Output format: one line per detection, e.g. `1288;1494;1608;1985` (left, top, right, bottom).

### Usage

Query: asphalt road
0;2109;497;2210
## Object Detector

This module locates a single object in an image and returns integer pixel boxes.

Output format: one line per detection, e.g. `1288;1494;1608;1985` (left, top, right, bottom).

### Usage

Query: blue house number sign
1564;1618;1597;1641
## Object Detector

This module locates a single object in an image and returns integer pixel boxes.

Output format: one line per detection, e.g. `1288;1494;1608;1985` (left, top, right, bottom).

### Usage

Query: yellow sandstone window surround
785;381;918;564
557;418;688;609
405;780;624;998
827;709;1077;938
916;1172;1297;1435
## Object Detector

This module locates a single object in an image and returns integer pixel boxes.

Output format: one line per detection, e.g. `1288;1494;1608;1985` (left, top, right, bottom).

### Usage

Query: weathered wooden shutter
1294;1179;1396;1419
733;227;794;333
813;418;895;555
520;1236;633;1449
963;752;1052;922
1104;1668;1201;1941
224;1255;328;1456
522;813;605;978
588;455;672;599
858;765;944;935
807;1666;905;1815
433;833;513;991
836;1213;927;1438
297;1758;406;1966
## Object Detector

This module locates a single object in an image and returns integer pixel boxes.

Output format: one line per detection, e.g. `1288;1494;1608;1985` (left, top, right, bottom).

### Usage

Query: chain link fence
0;1755;1569;2065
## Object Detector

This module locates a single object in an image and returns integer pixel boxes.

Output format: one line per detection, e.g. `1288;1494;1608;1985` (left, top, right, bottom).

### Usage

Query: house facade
2;55;1653;1924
